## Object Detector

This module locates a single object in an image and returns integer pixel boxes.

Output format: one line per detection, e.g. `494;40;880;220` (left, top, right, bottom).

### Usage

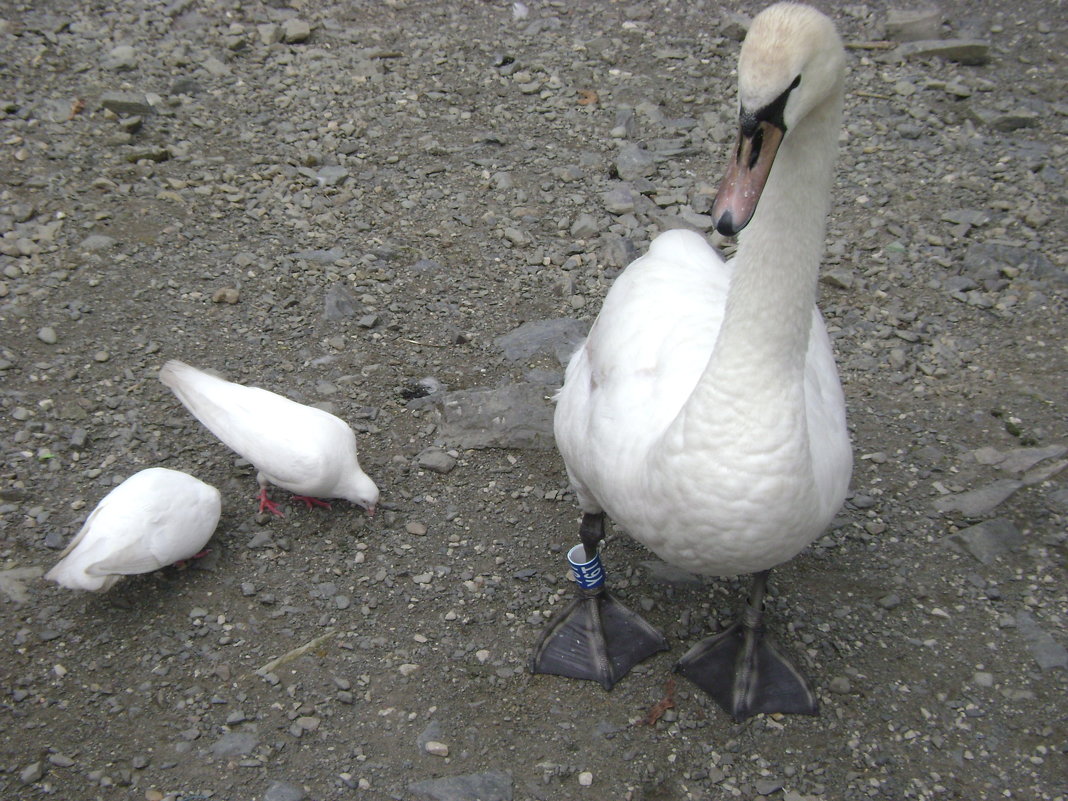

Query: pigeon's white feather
45;467;222;592
158;359;379;511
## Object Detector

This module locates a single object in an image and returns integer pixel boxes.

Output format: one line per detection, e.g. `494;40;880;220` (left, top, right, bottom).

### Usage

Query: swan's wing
556;230;732;499
560;229;731;436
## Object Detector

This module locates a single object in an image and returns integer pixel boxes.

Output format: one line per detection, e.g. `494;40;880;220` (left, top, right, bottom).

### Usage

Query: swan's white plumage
45;467;221;592
159;360;379;511
554;3;852;577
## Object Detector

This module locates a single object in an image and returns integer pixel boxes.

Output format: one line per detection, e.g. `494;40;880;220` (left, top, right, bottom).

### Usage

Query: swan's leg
531;512;668;690
675;569;818;720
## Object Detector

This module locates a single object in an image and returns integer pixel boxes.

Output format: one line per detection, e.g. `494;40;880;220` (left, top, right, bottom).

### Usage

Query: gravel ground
1;1;1066;800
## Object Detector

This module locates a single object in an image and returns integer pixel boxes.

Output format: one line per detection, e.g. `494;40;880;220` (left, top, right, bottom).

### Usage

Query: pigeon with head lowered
159;359;379;516
45;467;222;592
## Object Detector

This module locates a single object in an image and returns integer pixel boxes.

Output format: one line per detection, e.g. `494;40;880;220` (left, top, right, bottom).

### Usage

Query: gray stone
432;384;555;450
963;243;1060;282
262;781;306;801
99;91;153;116
941;209;990;227
257;23;281;45
211;730;259;758
948;518;1024;565
614;143;657;181
408;771;513;801
416;447;457;474
293;247;343;263
570;212;600;238
104;44;138;70
755;778;785;795
281;19;311;43
1048;488;1068;513
202;57;230;77
417;720;444;752
323;286;360;320
933;479;1022;517
502;227;530;247
1015;611;1068;671
317;166;349;186
19;761;44;785
894;39;990;65
0;566;44;603
603;185;636;215
884;7;941;42
80;234;117;251
37;326;58;345
997;445;1068;474
495;318;587;365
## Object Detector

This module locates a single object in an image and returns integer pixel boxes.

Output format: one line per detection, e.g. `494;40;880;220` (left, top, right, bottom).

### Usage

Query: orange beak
712;120;785;236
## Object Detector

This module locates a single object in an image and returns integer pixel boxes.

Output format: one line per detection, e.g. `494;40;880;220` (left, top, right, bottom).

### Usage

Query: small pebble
425;741;449;757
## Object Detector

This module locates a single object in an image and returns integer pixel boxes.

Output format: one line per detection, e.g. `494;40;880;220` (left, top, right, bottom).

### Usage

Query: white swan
159;360;379;516
45;467;222;592
532;3;852;720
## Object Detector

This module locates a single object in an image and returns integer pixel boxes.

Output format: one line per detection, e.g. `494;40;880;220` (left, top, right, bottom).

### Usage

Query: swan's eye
791;74;802;90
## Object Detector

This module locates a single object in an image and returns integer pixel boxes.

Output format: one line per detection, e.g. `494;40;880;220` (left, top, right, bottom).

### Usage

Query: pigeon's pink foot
292;495;332;510
172;548;211;569
258;488;285;517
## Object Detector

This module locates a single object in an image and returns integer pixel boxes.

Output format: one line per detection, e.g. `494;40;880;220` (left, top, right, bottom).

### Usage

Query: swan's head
713;3;845;236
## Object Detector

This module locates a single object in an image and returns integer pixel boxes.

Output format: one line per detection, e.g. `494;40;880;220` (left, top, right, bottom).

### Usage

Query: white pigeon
45;467;222;592
158;359;379;516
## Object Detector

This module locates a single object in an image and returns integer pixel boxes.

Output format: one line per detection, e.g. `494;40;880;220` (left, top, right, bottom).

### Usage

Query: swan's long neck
684;86;842;431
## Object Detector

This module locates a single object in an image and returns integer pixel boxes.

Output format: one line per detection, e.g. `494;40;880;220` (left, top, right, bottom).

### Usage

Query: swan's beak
712;119;785;237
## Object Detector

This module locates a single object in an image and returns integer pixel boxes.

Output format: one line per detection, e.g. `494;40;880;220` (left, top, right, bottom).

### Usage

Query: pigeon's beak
365;504;376;518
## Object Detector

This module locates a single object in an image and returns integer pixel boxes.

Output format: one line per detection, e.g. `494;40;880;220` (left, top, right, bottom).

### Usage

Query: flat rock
263;781;307;801
614;143;657;181
967;106;1040;132
432;383;555;450
996;445;1068;474
963;242;1059;281
99;91;153;116
323;285;360;320
894;39;990;65
933;479;1022;517
495;318;587;365
948;518;1023;564
0;566;44;603
408;771;513;801
1015;611;1068;671
80;234;117;251
210;730;259;758
415;447;457;474
884;7;941;42
281;19;311;43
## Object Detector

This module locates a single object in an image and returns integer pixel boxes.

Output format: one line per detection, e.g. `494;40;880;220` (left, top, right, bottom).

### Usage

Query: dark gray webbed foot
532;585;668;690
532;513;668;689
675;569;818;721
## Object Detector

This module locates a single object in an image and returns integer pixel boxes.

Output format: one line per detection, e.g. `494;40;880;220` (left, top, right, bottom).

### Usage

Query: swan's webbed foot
531;586;668;690
675;570;818;721
532;513;667;689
